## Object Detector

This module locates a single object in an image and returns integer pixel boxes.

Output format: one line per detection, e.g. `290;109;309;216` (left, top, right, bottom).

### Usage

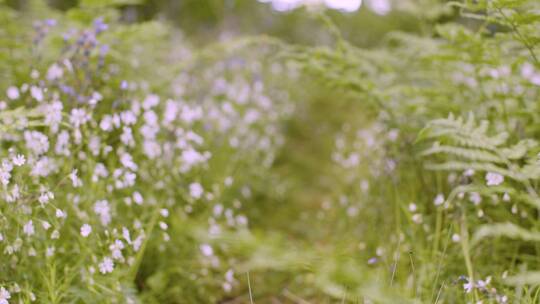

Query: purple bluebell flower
45;19;57;27
94;18;109;34
100;44;110;56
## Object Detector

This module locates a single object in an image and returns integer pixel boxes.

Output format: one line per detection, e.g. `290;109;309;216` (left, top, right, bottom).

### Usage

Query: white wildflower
43;101;63;132
189;182;204;199
200;244;213;257
143;94;160;109
51;230;60;239
69;169;82;187
69;108;91;128
94;200;111;225
23;220;35;236
98;257;114;274
122;227;131;244
6;86;19;100
469;192;482;205
109;240;124;260
0;167;10;186
434;194;445;206
133;191;143;205
412;214;422;224
30;86;43;102
464;281;474;293
31;157;57;177
55;209;66;219
11;154;25;166
486;172;504;186
368;0;391;15
464;169;475;177
41;221;51;230
46;63;63;80
24;131;49;155
39;190;54;205
0;287;11;304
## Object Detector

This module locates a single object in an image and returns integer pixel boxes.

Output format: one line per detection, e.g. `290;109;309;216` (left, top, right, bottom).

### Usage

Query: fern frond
424;114;509;150
521;162;540;180
425;161;525;181
421;145;504;163
444;184;540;209
500;139;538;160
472;222;540;244
505;272;540;286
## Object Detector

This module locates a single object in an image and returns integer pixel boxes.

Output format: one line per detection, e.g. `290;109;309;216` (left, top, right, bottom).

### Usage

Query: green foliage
1;0;540;303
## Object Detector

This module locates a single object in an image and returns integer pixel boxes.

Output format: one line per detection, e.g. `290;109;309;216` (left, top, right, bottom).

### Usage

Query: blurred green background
5;0;451;47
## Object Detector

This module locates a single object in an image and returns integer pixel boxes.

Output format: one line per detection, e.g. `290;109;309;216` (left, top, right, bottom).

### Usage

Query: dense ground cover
1;0;540;303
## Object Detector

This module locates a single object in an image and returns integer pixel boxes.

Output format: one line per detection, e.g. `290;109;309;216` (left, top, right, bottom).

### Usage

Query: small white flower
222;282;232;293
143;94;160;109
46;63;63;80
200;244;213;257
0;167;10;186
69;169;82;187
469;192;482;205
80;224;92;237
463;281;474;293
464;169;475;177
11;154;25;166
133;191;143;205
122;227;131;244
368;0;391;15
477;276;492;288
132;235;144;252
94;200;111;226
24;131;49;155
412;214;422;224
55;209;66;219
452;233;461;242
189;182;204;199
39;191;54;205
30;86;43;102
486;172;504;186
23;220;35;236
434;194;445;206
0;286;11;304
6;86;19;100
69;108;90;128
51;230;60;239
98;257;114;274
109;240;125;260
41;221;51;230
